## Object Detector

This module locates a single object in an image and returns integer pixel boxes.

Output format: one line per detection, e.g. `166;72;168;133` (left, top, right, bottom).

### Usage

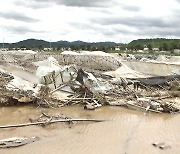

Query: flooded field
0;106;180;154
0;52;179;153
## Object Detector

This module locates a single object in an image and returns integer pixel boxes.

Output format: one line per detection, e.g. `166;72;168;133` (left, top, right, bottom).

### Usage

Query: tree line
126;38;180;51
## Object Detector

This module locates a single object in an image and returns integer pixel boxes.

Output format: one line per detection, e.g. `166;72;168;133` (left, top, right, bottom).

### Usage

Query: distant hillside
10;39;50;48
124;38;180;51
0;43;10;48
1;38;180;51
128;38;180;48
0;39;119;49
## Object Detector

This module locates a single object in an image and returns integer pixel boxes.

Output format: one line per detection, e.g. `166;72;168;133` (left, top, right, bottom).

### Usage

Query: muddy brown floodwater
0;106;180;154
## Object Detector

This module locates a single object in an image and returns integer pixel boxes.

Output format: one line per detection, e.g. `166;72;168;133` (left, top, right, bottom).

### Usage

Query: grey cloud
15;0;140;11
32;0;113;7
68;21;96;31
113;28;137;35
68;21;137;38
101;26;180;39
88;8;113;15
138;27;180;37
176;0;180;3
89;14;180;38
92;16;180;28
172;9;180;18
99;28;130;37
100;27;140;38
113;2;141;12
6;26;36;34
0;11;39;23
3;25;46;34
121;5;141;12
14;0;51;9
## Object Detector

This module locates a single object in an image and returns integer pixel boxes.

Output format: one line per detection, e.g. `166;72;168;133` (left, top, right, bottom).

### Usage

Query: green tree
70;45;78;51
91;46;97;51
135;44;143;50
120;45;126;50
127;45;134;50
80;45;86;50
86;45;91;51
159;46;163;51
111;46;115;50
57;46;62;50
147;44;152;50
162;43;169;51
170;43;178;50
97;45;104;51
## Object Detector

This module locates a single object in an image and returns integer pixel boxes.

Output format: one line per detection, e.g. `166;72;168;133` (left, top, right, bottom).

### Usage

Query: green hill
127;38;180;50
0;39;118;49
1;38;180;52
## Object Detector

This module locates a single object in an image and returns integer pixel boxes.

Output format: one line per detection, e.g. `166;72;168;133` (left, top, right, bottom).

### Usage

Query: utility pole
152;39;154;47
49;39;52;49
3;38;4;49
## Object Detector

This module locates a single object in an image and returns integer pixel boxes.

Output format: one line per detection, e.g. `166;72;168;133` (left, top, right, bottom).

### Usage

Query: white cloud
0;0;179;43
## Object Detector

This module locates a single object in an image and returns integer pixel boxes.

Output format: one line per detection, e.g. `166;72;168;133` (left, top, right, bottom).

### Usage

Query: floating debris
152;142;171;150
0;137;39;148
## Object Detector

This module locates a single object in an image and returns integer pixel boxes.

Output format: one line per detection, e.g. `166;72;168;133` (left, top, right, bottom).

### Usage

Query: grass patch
107;50;180;56
44;50;63;53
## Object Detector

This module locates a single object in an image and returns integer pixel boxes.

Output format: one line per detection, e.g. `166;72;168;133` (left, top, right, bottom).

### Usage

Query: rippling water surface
0;106;180;154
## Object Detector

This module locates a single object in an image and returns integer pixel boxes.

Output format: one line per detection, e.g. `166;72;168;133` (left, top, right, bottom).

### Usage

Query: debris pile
0;56;180;114
0;71;38;106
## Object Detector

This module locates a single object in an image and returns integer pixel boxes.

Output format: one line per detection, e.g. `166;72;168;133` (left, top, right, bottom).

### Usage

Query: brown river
0;106;180;154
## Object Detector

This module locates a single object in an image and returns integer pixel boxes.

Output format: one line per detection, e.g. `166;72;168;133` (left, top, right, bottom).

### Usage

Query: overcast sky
0;0;180;43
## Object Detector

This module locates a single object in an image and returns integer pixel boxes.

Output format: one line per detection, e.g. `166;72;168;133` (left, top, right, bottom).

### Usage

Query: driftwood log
0;119;106;129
